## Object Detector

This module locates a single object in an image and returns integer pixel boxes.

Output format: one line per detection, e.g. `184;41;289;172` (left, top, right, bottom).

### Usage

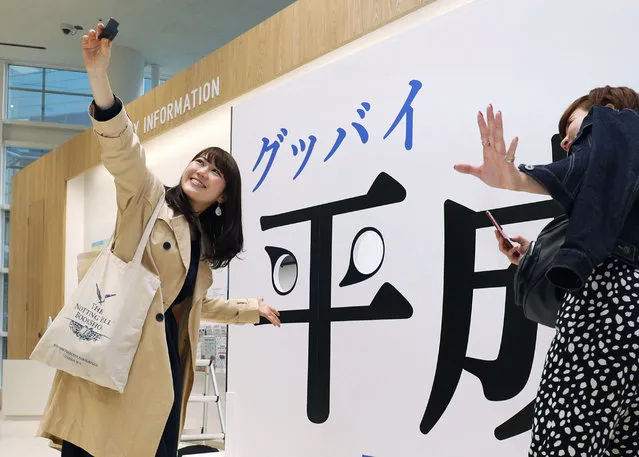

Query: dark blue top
520;105;639;290
172;233;201;306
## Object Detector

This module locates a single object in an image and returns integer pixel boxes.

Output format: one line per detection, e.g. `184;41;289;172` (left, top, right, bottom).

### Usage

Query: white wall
1;360;55;416
64;175;85;305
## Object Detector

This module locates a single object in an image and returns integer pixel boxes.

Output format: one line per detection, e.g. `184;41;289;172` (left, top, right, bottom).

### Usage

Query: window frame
6;63;92;126
0;60;86;381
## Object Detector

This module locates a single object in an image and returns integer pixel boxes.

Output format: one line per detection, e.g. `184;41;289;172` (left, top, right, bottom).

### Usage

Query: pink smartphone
485;210;520;257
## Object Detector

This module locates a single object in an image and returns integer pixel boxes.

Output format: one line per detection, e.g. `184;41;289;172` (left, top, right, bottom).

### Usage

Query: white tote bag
30;194;164;393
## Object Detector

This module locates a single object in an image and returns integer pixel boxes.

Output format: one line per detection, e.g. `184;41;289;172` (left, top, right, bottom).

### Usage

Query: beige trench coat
37;101;259;457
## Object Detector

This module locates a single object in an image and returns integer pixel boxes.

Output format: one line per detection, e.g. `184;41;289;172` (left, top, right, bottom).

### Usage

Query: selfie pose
456;86;639;455
37;23;281;457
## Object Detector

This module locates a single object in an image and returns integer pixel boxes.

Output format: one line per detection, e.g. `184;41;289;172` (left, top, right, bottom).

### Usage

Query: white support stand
180;358;225;445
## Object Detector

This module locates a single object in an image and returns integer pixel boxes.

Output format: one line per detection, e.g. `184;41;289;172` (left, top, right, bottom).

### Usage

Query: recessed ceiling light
60;23;84;36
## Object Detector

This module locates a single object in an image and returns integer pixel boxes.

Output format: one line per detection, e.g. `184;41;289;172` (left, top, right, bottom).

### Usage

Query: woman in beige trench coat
37;23;281;457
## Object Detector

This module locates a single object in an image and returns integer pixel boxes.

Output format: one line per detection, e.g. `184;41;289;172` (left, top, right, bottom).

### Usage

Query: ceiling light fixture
60;23;84;36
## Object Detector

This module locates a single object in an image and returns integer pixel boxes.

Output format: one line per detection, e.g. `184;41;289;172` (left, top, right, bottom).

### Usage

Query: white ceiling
0;0;297;77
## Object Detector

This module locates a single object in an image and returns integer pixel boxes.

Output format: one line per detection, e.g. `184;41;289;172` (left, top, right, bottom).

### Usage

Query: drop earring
215;203;222;216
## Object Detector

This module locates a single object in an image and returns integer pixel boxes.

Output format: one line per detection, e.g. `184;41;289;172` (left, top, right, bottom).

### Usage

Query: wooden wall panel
26;199;45;353
7;190;27;358
8;0;432;358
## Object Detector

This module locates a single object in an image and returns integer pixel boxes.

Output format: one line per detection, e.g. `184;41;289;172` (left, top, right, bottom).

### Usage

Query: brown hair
558;86;639;139
165;147;244;269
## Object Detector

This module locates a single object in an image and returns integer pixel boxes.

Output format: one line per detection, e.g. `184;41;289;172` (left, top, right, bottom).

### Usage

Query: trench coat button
156;313;164;322
163;242;171;250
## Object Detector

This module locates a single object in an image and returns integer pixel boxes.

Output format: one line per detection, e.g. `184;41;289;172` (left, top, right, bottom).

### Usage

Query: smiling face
165;146;244;268
181;154;226;214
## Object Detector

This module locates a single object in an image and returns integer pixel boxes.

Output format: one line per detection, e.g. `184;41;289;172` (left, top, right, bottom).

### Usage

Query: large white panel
226;0;639;455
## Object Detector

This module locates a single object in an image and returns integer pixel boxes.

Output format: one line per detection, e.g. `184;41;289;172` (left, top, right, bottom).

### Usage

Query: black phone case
99;18;119;41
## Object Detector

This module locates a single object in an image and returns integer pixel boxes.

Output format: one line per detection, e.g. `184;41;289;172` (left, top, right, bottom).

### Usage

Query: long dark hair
165;147;243;269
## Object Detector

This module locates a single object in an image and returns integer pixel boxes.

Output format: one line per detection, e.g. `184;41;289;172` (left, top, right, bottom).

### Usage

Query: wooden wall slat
7;196;27;358
8;0;432;358
26;200;45;353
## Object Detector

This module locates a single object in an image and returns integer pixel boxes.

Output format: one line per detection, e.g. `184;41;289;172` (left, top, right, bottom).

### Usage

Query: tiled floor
0;411;225;456
0;414;59;457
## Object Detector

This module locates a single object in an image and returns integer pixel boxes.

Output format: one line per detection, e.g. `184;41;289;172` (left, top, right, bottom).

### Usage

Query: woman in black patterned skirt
455;86;639;456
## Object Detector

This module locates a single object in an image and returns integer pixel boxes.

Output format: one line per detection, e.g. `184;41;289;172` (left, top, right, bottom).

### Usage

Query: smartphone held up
485;210;520;258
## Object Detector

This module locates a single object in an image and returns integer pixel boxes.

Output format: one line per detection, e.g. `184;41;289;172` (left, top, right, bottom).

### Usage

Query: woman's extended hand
82;23;112;75
82;23;116;110
258;299;281;327
454;105;550;195
454;105;522;190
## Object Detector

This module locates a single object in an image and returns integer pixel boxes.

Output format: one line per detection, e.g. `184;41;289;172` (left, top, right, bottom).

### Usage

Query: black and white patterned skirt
529;258;639;456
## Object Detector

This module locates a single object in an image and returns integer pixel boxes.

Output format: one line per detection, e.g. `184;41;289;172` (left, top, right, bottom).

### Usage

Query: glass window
144;77;167;94
1;274;6;332
0;336;6;386
4;147;50;204
45;68;92;94
7;88;43;121
7;65;92;126
3;211;8;269
8;65;43;90
44;93;93;125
